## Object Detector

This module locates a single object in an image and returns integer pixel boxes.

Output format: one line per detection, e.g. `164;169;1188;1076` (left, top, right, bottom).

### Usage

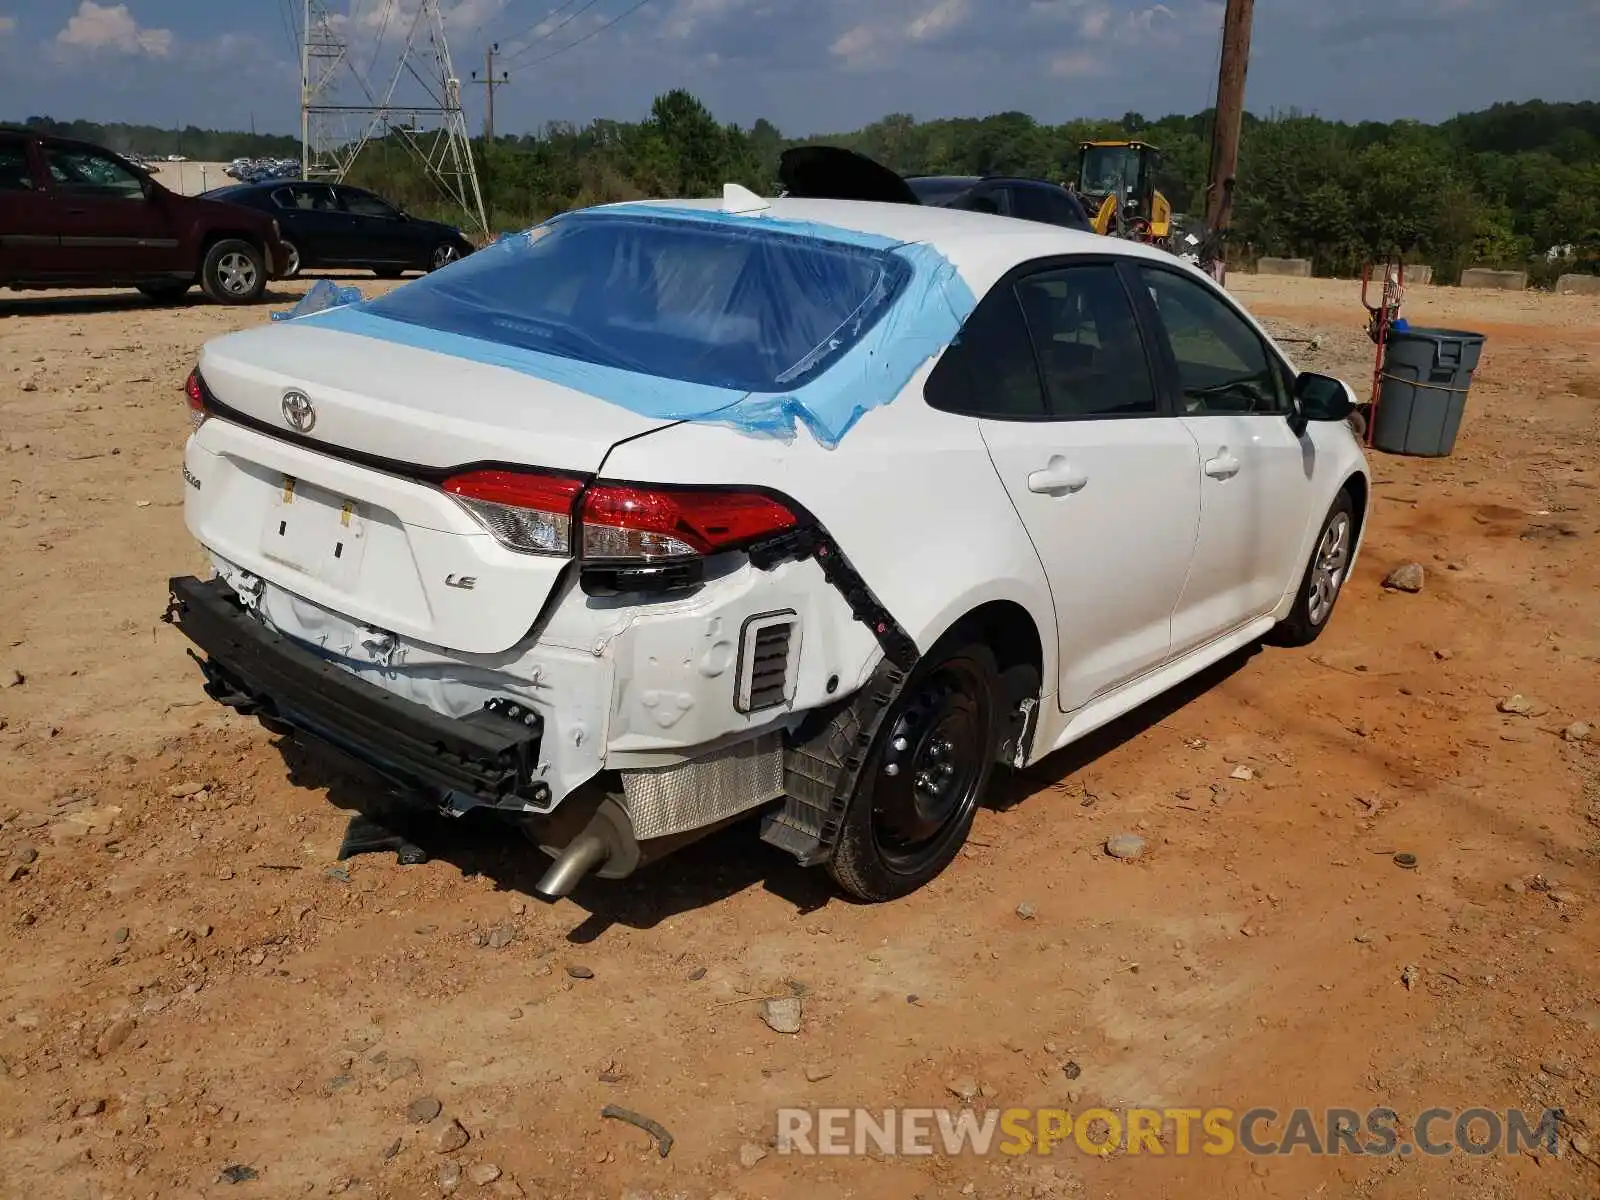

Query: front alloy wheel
430;242;460;271
1272;489;1357;646
1307;509;1351;627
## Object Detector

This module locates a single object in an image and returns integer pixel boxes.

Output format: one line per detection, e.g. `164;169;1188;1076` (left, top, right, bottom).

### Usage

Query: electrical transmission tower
298;0;489;239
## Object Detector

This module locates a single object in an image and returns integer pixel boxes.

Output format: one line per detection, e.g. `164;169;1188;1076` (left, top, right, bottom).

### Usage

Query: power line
275;0;300;59
515;0;657;68
502;0;606;64
492;0;590;59
368;0;397;74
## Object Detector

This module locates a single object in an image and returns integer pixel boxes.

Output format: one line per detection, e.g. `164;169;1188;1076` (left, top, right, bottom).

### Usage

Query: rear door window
0;141;34;191
284;184;340;212
339;189;400;219
924;285;1047;419
42;146;145;198
364;212;911;393
949;186;1005;216
1013;263;1159;418
1009;184;1091;230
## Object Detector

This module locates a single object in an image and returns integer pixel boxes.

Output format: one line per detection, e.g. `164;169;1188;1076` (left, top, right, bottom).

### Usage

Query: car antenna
721;183;770;215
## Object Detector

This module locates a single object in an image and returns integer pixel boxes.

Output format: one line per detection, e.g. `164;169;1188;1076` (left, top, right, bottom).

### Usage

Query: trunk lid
198;321;673;470
188;322;678;655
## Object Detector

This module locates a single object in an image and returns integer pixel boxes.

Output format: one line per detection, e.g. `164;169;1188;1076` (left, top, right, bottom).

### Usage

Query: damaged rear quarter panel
534;555;879;766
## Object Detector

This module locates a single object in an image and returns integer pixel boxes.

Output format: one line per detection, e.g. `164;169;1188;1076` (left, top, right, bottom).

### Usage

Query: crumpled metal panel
620;732;786;840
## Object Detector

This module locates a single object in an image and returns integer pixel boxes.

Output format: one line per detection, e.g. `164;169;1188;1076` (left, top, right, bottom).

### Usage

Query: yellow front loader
1075;140;1173;246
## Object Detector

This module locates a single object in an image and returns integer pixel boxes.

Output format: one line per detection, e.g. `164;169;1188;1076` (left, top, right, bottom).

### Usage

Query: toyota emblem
281;389;316;433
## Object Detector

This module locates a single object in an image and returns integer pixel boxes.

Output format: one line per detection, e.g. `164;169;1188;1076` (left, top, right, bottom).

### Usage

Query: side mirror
1289;371;1355;437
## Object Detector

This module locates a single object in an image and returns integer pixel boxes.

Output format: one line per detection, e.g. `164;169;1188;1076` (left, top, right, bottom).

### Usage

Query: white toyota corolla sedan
166;188;1369;902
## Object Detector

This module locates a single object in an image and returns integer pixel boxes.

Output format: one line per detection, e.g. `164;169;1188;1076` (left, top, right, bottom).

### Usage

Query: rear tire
1272;490;1356;647
200;239;267;304
137;281;190;303
827;642;1001;902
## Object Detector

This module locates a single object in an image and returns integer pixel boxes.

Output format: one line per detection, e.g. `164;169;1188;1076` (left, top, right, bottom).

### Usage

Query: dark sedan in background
203;180;474;279
905;175;1094;231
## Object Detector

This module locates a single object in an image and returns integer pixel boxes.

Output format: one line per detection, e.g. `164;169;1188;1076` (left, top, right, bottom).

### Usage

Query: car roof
610;196;1177;295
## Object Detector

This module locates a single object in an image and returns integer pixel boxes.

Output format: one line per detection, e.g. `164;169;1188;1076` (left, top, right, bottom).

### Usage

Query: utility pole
471;44;509;142
300;0;312;179
1203;0;1254;279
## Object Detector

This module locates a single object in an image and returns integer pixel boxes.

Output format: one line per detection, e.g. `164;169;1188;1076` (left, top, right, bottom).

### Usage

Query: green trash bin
1370;326;1486;457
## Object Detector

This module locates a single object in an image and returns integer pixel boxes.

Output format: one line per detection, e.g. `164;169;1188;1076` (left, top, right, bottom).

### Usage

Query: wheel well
940;600;1043;682
1342;472;1369;536
200;230;263;259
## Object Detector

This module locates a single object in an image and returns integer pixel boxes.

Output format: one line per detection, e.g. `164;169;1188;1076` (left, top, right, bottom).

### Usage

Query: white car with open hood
166;185;1369;902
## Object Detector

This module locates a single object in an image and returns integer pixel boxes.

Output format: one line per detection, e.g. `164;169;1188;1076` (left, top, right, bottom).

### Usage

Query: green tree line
8;115;299;162
13;96;1600;281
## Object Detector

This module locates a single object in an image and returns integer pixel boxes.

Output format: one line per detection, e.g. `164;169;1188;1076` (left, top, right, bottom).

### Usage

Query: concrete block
1256;257;1313;278
1555;273;1600;296
1402;264;1433;285
1459;268;1527;291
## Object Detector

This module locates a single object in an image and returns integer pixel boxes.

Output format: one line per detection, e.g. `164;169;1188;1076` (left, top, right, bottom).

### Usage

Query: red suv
1;129;288;304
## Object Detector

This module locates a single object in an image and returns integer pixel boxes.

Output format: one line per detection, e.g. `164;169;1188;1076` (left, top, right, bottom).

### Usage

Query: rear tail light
184;368;208;431
443;469;584;555
441;469;801;592
580;485;798;561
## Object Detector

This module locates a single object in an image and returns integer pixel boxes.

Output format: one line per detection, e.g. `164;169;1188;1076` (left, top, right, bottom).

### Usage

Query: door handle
1203;452;1241;479
1027;457;1088;495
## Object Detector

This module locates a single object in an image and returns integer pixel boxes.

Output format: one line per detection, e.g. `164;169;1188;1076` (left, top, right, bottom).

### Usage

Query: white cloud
660;0;745;41
905;0;969;40
55;1;172;57
1079;6;1112;38
829;22;880;65
349;0;504;35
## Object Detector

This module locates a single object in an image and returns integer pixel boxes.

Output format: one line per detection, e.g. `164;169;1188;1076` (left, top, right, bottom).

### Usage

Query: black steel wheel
828;643;1000;901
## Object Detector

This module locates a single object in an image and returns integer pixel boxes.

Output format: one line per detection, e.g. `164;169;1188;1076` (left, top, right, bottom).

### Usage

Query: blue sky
0;0;1594;137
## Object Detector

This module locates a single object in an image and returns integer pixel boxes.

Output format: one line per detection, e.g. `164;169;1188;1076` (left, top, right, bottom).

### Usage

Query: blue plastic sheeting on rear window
300;206;977;447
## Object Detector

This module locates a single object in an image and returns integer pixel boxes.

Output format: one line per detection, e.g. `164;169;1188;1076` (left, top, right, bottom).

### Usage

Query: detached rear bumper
163;575;549;810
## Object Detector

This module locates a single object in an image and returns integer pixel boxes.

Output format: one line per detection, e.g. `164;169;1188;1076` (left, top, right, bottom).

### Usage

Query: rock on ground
760;996;803;1034
1382;562;1426;592
1106;834;1146;861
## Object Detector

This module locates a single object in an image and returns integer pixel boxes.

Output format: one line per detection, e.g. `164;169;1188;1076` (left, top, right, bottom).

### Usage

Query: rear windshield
363;211;911;393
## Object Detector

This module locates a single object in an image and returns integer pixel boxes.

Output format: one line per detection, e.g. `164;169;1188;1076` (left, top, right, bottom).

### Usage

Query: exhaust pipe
535;832;609;898
528;793;640;900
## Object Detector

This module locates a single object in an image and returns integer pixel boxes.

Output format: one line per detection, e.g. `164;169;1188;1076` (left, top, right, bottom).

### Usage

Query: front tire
828;643;1001;902
1272;490;1356;647
200;239;267;304
429;242;461;272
